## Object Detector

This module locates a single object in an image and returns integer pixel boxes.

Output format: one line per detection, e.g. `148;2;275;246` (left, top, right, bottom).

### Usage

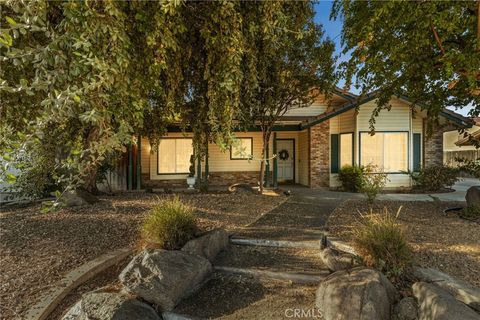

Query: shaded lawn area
0;192;285;320
327;200;480;287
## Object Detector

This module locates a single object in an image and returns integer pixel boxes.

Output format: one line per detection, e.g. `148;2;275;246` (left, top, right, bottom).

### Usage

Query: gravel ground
0;191;285;320
327;200;480;287
175;272;318;319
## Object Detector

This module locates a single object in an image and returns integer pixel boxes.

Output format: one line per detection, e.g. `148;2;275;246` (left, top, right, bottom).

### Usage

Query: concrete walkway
378;178;479;202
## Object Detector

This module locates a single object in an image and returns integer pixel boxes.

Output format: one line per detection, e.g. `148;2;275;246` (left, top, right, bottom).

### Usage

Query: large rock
315;267;397;320
466;186;480;207
63;189;99;207
119;249;212;311
393;297;418;320
413;282;480;320
413;267;480;311
62;291;160;320
181;229;229;262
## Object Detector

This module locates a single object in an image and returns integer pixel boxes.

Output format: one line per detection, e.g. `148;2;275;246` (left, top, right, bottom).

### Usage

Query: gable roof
299;92;473;130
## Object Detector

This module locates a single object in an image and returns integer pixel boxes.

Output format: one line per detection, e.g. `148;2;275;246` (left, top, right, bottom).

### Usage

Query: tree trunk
81;126;100;194
259;129;272;194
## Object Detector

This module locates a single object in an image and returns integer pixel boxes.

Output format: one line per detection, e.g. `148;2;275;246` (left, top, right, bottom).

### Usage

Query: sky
313;1;473;117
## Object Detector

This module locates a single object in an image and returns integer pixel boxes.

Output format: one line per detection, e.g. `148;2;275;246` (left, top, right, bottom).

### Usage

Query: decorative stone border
24;247;135;320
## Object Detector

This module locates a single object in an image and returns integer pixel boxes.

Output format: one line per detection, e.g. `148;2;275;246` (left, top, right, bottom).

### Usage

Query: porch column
273;132;278;188
205;140;209;186
127;142;133;191
136;135;142;190
265;140;270;187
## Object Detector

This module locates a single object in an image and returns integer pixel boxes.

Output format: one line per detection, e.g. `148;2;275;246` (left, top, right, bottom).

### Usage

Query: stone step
215;243;327;275
230;236;357;256
214;266;329;284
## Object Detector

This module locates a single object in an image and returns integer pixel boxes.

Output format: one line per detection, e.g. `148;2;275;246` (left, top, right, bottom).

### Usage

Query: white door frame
276;138;295;183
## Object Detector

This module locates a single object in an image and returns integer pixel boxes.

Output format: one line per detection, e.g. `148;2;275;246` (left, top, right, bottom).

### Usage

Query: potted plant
186;154;196;189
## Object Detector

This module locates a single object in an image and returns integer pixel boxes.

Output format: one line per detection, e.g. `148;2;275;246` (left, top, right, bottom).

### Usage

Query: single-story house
128;90;471;190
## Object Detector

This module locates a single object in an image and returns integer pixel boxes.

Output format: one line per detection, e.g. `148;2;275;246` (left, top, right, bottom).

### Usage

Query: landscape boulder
413;267;480;311
315;267;397;320
119;249;212;311
62;291;160;320
181;229;229;262
412;282;480;320
393;297;418;320
466;186;480;207
63;189;99;207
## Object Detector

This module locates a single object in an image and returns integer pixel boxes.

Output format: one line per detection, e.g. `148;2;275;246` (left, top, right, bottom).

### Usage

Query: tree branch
431;23;445;55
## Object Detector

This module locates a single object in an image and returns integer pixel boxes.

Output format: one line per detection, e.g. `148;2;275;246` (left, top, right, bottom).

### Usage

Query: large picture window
230;138;253;160
157;138;193;174
340;133;353;167
360;132;408;172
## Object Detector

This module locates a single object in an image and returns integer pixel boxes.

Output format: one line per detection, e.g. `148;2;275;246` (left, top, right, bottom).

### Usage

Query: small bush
460;205;480;220
142;197;198;250
360;164;388;204
410;165;458;191
338;165;363;192
353;207;413;277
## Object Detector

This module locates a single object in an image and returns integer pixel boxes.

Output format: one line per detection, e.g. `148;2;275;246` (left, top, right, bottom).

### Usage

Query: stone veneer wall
142;171;267;188
309;121;330;188
424;122;456;167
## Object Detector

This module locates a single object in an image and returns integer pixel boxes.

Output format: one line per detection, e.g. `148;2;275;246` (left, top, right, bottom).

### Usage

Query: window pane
176;139;193;173
158;139;193;174
384;133;407;171
158;139;176;173
232;138;252;159
340;133;353;167
361;133;384;168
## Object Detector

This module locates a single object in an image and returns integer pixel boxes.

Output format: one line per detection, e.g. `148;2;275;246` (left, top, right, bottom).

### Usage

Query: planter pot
186;176;196;189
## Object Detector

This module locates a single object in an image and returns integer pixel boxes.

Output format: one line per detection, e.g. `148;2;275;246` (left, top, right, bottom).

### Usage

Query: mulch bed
0;191;285;320
175;272;318;320
327;200;480;287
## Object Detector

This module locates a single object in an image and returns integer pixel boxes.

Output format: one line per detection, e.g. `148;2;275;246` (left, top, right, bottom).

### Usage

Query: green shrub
142;197;198;250
338;165;363;192
410;165;458;191
359;164;388;204
460;205;480;220
353;207;413;277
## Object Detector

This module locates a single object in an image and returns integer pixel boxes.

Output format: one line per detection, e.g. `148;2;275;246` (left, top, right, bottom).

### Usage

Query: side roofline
300;92;473;130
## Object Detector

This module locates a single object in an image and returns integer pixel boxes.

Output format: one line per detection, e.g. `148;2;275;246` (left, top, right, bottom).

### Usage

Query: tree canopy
332;1;480;120
240;1;336;191
1;0;336;196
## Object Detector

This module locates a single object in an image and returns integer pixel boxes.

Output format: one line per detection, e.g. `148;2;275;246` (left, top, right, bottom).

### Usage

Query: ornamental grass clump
142;197;197;250
353;207;413;278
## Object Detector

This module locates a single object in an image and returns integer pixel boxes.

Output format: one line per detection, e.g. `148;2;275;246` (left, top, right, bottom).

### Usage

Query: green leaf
5;16;17;26
74;95;81;103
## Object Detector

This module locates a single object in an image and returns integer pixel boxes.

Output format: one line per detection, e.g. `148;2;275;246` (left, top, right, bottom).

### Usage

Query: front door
277;139;294;183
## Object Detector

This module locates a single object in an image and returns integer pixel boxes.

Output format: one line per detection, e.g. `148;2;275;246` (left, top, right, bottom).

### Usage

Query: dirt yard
327;200;480;287
0;191;285;320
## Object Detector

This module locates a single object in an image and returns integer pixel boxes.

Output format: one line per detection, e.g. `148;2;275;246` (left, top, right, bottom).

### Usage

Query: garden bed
0;191;285;320
327;200;480;287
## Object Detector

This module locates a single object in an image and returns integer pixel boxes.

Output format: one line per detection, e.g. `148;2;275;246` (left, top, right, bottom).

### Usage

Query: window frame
230;137;254;160
339;132;354;168
358;131;409;174
156;137;194;175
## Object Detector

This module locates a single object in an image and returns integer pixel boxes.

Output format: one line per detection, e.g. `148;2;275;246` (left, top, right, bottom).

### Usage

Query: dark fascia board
300;93;377;130
166;124;302;133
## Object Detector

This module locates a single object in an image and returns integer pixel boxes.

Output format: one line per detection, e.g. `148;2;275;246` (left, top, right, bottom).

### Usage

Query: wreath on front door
278;149;289;160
